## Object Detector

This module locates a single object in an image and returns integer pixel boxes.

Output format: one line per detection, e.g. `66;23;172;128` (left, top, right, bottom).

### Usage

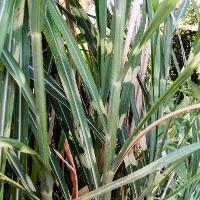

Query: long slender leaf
80;142;200;200
7;150;36;193
0;0;15;55
164;171;200;200
49;147;71;200
0;173;39;200
112;51;200;172
47;0;107;130
121;0;178;81
44;12;100;189
1;49;35;113
0;136;54;199
29;66;105;143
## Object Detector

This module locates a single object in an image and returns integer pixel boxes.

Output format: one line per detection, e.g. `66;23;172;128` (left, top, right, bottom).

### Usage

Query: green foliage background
0;0;199;200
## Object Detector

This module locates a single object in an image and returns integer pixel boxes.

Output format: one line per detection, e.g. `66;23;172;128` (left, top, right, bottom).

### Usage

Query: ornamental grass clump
0;0;200;199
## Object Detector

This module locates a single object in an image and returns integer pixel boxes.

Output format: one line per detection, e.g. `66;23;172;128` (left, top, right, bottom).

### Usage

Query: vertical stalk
28;2;53;199
31;33;49;165
98;0;107;97
28;0;49;167
103;1;127;198
0;3;16;198
11;1;26;199
150;30;160;163
21;0;30;169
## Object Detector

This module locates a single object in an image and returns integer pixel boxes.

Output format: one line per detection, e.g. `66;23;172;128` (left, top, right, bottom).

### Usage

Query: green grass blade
176;0;190;21
97;0;107;94
29;66;105;143
149;31;161;162
0;136;46;166
103;0;127;186
11;6;28;198
139;159;185;200
118;126;140;197
49;96;103;189
44;13;100;189
0;0;15;55
0;136;54;199
30;32;49;164
0;6;17;197
1;49;35;113
136;74;151;110
0;173;39;200
19;3;30;180
164;171;200;200
121;0;178;81
80;142;200;200
130;98;140;127
7;150;36;193
28;0;49;167
112;51;200;172
49;147;71;200
0;72;15;199
47;0;107;130
29;66;69;108
70;0;97;60
11;6;26;155
119;82;133;117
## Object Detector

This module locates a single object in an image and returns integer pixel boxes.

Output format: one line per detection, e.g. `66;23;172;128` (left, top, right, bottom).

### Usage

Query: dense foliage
0;0;200;199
